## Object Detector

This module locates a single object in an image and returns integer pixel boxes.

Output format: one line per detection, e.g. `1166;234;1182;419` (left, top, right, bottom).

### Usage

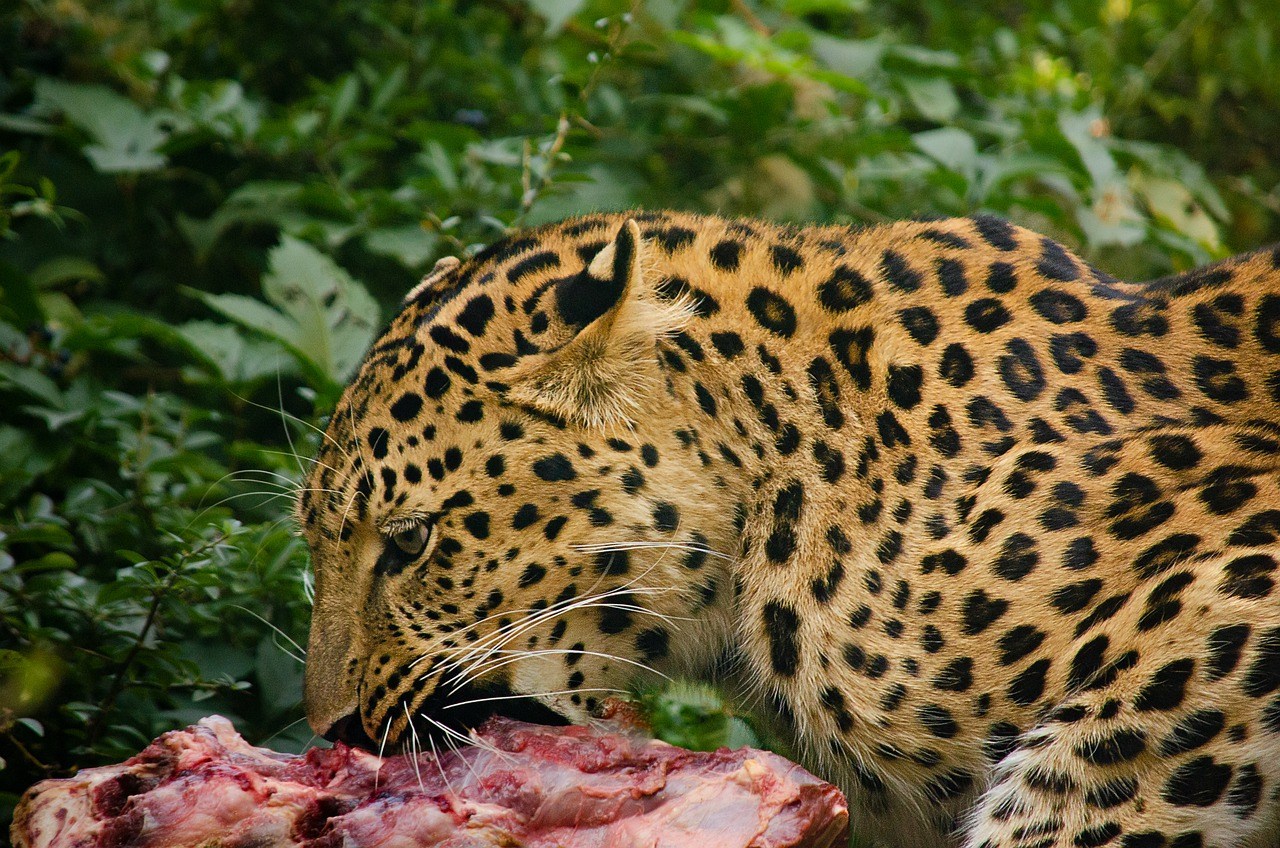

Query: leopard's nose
322;712;378;750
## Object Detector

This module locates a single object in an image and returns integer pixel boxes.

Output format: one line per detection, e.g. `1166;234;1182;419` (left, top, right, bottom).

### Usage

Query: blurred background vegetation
2;0;1279;830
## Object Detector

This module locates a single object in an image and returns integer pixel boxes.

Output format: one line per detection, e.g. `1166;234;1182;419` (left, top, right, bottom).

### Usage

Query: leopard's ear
507;219;692;429
403;255;461;305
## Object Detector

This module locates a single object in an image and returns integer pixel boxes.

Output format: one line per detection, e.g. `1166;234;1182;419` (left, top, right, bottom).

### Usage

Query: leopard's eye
391;523;432;558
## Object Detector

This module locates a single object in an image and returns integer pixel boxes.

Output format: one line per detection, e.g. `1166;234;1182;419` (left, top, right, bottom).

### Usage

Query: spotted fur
300;211;1280;848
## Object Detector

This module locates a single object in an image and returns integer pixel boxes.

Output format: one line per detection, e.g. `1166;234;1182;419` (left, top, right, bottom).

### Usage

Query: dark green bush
1;0;1277;830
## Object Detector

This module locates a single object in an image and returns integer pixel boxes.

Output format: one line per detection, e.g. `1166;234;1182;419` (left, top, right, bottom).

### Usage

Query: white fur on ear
508;219;694;429
404;255;461;304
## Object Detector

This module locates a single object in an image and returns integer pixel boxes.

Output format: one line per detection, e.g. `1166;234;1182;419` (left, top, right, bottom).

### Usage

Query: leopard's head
299;218;738;749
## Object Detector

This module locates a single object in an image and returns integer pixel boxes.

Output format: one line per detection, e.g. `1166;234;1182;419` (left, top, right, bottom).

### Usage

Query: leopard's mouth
386;678;571;754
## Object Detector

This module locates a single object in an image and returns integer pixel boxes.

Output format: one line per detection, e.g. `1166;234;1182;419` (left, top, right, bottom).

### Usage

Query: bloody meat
12;715;848;848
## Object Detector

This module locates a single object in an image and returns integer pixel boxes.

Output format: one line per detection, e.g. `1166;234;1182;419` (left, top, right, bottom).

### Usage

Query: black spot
1162;756;1232;807
1220;553;1275;599
1007;658;1051;705
999;338;1046;401
533;454;576;481
1242;626;1280;696
921;549;967;576
1031;288;1087;323
973;215;1018;251
965;298;1012;333
1037;237;1080;281
598;596;634;634
923;770;973;803
1112;299;1170;337
1049;332;1097;374
1205;624;1251;681
1120;347;1180;399
807;358;845;429
1133;533;1200;580
635;627;669;661
1193;298;1242;348
899;306;939;345
961;589;1008;635
881;250;922;292
887;364;924;409
1230;510;1280;547
993;534;1039;581
1051;579;1104;614
463;511;490;539
457;400;484;423
1106;472;1174;540
1226;764;1263;818
917;703;958;738
763;601;801;676
1076;729;1146;765
710;239;743;271
507;250;560;283
939;343;974;387
746;287;798;338
1069;635;1110;690
456;294;495;336
389;392;423;422
694;382;717;416
664;280;720;321
936;257;968;296
1255;294;1280;352
1086;777;1138;809
1075;824;1122;848
1097;367;1134;414
1159;709;1224;756
769;244;803;275
1134;658;1194;711
1193;355;1249;403
424;367;451;399
652;502;680;532
368;427;391;460
985;260;1018;293
518;563;547;587
430;325;470;353
817;265;873;312
710;331;745;359
647;225;693;253
997;625;1046;666
1149;434;1202;471
1120;834;1167;848
830;327;874;390
932;657;973;692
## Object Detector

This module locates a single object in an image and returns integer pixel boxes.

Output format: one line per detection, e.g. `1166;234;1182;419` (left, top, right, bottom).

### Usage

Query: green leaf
0;361;64;408
189;236;379;392
1058;110;1118;189
364;224;440;267
913;127;977;176
527;0;586;33
34;78;168;173
28;256;106;290
809;33;884;79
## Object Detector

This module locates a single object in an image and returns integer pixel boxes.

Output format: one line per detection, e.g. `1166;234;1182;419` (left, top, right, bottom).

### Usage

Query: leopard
298;210;1280;848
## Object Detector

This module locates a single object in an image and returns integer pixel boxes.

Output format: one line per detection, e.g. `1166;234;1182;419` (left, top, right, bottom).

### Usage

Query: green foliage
0;0;1277;831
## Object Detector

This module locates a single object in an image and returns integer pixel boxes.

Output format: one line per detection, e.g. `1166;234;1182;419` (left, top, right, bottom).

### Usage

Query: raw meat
11;715;848;848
